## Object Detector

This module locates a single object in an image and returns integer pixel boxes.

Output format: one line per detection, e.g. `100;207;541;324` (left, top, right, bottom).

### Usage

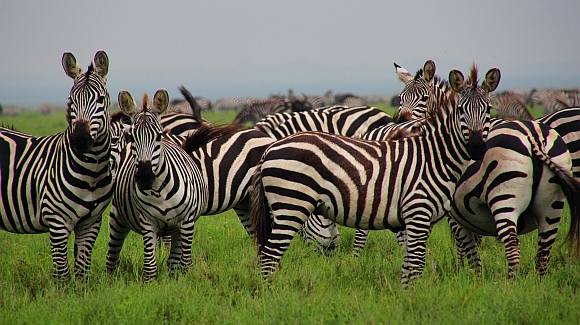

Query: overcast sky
1;0;579;107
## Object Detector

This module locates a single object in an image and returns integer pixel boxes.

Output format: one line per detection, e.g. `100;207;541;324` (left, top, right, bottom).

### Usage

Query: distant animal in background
495;92;533;120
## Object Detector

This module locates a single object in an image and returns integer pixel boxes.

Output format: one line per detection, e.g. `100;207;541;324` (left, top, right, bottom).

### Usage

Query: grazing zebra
107;89;207;281
449;120;580;278
530;89;572;114
233;98;292;125
250;66;499;286
213;96;254;112
253;105;394;251
495;91;533;120
0;51;113;280
336;94;366;107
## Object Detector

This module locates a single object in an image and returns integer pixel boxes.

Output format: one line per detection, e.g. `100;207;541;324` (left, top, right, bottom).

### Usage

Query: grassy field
1;105;579;325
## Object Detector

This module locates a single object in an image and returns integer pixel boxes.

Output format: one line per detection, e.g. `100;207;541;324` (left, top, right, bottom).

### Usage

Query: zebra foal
107;89;207;281
450;120;580;278
249;66;499;286
0;51;114;280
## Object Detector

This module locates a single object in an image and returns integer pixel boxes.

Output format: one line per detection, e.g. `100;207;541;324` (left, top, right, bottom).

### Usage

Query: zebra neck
64;128;111;168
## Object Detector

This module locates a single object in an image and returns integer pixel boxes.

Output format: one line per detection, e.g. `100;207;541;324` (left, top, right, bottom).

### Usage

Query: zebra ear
62;52;83;79
93;51;109;80
449;69;465;93
118;90;136;117
394;61;413;85
152;89;170;115
423;60;436;82
482;68;501;93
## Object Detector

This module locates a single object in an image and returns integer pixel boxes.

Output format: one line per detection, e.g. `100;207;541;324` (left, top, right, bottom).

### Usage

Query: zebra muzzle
467;131;487;160
135;161;156;191
70;120;94;153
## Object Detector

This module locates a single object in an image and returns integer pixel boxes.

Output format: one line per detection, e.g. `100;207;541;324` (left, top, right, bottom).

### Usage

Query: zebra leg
448;217;481;273
233;205;252;237
46;215;73;282
495;219;520;279
106;207;131;273
142;230;159;282
72;215;102;278
260;212;309;279
352;229;370;257
170;220;196;278
400;214;431;288
534;199;564;278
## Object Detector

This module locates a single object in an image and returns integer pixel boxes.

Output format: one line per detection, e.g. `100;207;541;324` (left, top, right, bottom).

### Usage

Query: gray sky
1;0;579;107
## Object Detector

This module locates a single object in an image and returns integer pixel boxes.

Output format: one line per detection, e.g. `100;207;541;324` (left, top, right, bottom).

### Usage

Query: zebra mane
414;68;450;91
82;63;95;87
142;93;149;113
0;123;19;132
181;122;247;154
468;63;479;89
420;92;455;128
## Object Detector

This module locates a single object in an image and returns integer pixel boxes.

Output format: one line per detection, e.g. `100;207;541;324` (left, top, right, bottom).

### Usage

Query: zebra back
254;105;393;140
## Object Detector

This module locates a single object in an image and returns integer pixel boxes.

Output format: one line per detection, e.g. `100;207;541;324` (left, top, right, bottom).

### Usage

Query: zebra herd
1;51;580;287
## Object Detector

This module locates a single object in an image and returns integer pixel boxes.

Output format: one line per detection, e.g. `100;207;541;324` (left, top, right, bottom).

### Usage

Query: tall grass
0;104;579;324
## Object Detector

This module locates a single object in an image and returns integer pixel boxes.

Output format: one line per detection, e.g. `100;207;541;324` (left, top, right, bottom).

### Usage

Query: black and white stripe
449;120;580;278
250;66;499;286
107;89;207;281
495;91;533;121
393;60;452;123
0;51;113;280
253;105;394;250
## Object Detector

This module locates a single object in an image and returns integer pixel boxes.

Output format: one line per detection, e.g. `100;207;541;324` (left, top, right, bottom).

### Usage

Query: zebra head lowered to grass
449;120;580;278
0;51;114;281
107;89;208;281
249;65;499;287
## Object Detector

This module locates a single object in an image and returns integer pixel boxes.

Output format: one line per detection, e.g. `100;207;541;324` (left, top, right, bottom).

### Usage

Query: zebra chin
466;132;487;160
70;121;94;153
135;161;155;191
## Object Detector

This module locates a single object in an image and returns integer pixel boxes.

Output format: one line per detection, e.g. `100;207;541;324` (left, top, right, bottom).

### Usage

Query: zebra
254;105;393;140
253;105;394;251
530;88;572;114
213;96;254;112
495;91;533;120
249;66;499;286
233;98;291;125
334;93;366;107
0;51;114;281
350;60;452;255
393;60;452;123
449;120;580;278
106;89;208;281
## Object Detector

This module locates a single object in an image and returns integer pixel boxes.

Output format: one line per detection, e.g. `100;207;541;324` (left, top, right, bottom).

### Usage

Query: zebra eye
156;134;162;142
96;96;105;104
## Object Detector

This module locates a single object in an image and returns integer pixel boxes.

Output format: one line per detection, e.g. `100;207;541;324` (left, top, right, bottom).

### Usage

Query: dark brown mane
83;64;95;86
182;122;247;154
0;123;19;132
414;68;424;81
468;63;479;89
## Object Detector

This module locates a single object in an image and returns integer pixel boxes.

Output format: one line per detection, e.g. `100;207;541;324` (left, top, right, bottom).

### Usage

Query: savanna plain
0;104;579;325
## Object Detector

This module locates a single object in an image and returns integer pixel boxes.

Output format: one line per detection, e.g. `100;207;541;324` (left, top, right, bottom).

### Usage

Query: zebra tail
178;85;203;123
249;164;272;253
528;135;580;258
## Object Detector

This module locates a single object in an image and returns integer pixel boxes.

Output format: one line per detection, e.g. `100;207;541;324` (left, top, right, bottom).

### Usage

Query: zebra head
119;89;169;191
394;60;436;123
62;51;110;154
449;64;501;160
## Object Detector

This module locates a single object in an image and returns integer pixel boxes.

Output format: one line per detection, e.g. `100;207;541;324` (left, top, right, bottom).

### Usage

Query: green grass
1;104;579;324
